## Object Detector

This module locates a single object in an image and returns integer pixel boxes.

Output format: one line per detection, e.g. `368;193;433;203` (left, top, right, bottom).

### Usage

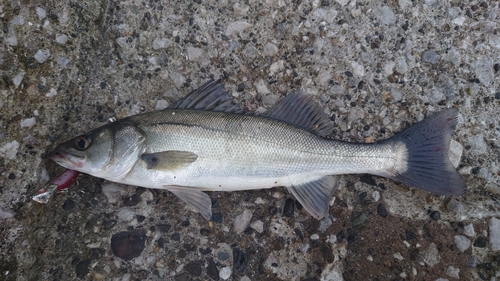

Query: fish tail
385;108;466;196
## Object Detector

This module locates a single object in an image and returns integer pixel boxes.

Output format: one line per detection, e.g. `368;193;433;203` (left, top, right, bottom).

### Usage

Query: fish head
50;122;147;180
50;128;113;172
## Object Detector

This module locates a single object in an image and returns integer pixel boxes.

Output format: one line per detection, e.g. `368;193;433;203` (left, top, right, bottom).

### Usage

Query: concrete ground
1;0;499;280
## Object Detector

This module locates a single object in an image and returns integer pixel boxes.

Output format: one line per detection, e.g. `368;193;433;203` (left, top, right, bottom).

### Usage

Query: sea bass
50;80;466;220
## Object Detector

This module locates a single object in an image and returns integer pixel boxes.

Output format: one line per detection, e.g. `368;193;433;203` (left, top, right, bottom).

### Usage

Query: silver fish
50;80;465;220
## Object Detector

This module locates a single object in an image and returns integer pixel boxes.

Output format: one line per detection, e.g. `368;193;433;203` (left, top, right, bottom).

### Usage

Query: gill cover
98;122;147;180
51;122;147;181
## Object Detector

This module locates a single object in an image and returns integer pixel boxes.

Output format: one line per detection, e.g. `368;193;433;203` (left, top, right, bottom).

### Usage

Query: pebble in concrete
490;217;500;251
454;235;471;252
234;209;253;234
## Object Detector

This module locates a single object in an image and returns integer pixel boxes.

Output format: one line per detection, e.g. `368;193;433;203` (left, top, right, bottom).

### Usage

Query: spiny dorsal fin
141;151;198;171
168;79;243;113
286;176;338;220
263;92;334;137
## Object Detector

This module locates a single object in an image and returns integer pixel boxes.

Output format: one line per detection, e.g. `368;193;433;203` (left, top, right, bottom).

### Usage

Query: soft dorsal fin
263;92;334;137
168;79;243;113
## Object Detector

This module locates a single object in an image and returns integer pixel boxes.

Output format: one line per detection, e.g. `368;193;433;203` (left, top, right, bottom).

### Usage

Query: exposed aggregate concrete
0;0;499;280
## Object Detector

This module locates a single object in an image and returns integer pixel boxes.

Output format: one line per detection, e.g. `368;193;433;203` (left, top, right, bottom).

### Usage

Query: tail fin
387;109;466;196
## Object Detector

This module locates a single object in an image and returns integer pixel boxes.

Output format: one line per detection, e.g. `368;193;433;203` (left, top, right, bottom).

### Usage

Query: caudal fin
387;108;466;196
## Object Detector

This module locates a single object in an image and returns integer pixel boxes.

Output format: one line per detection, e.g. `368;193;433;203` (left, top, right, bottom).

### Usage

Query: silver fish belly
50;80;466;220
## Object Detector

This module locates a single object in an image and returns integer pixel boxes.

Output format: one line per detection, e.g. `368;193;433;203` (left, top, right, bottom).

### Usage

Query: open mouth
48;149;85;169
48;151;65;160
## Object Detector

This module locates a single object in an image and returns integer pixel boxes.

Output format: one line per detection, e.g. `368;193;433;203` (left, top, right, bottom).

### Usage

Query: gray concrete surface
1;0;499;280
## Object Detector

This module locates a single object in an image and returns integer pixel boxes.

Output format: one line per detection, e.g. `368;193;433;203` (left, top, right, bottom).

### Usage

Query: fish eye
74;135;91;150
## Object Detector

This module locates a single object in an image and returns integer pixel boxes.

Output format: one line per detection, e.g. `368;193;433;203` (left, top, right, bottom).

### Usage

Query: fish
50;79;466;220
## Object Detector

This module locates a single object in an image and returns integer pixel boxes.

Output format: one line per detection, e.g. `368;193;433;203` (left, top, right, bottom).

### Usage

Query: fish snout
48;148;85;169
47;150;64;160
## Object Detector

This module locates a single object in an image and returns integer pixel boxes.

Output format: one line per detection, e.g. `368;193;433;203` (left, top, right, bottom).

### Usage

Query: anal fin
286;176;338;220
165;185;212;220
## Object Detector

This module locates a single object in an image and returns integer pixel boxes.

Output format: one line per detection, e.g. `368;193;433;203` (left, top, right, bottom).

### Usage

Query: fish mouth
48;150;69;166
48;150;64;160
49;150;84;169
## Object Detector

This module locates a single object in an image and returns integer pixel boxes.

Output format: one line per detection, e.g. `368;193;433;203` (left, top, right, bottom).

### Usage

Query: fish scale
130;110;391;187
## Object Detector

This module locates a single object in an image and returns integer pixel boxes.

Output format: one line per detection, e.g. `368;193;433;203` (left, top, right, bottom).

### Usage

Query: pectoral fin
286;176;338;220
165;185;212;220
142;151;198;171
